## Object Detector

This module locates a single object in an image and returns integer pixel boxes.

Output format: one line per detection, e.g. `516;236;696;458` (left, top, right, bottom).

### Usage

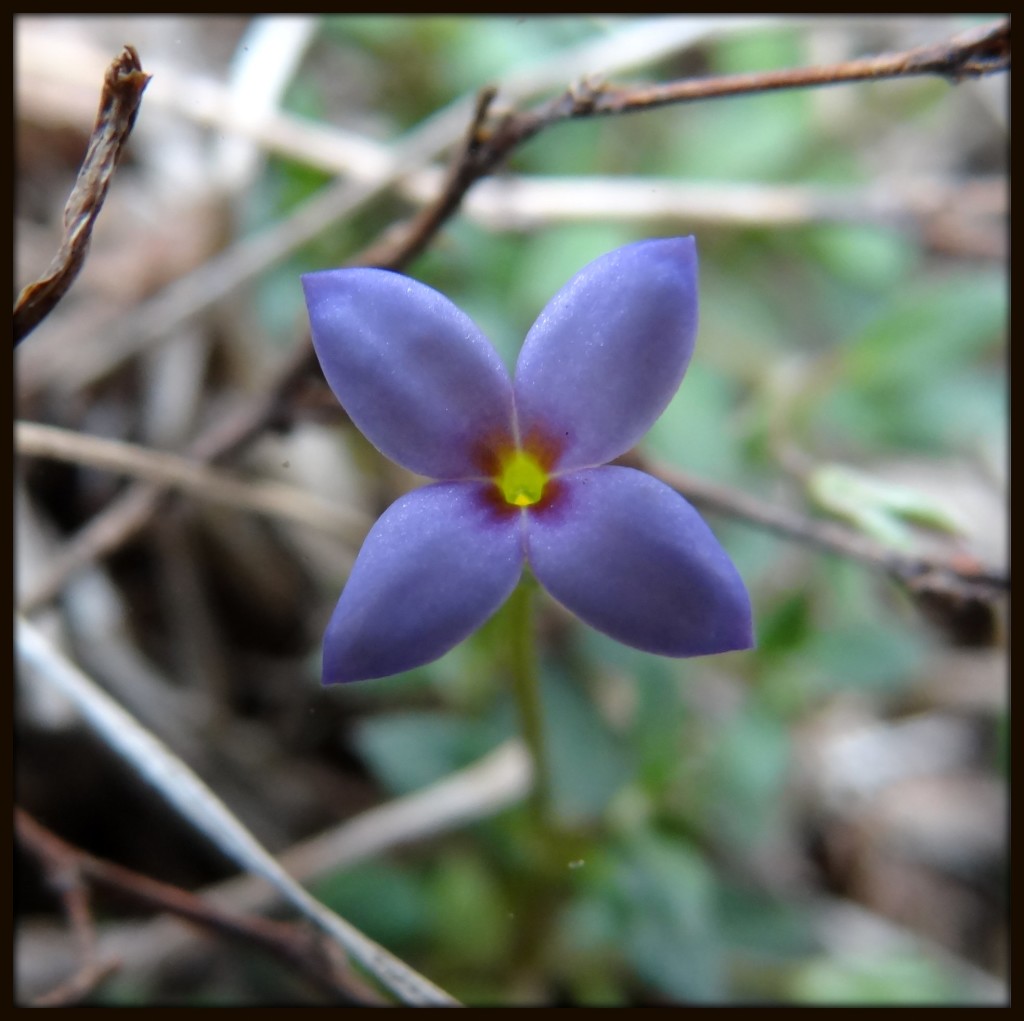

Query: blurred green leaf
435;17;599;95
645;361;743;483
714;23;804;75
429;852;512;972
554;893;629;1005
699;248;792;369
702;705;790;846
609;831;723;1002
717;883;817;960
821;273;1005;450
847;274;1005;385
542;667;632;825
756;590;813;657
808;462;964;549
802;619;926;694
627;658;690;797
312;861;430;951
791;952;961;1005
513;225;639;320
668;30;811;183
353;711;492;795
803;223;917;291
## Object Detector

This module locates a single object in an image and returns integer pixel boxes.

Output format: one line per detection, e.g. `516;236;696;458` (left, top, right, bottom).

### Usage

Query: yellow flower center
496;449;548;507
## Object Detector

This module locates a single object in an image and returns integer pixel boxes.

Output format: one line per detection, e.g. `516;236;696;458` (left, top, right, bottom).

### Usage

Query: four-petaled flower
302;237;753;683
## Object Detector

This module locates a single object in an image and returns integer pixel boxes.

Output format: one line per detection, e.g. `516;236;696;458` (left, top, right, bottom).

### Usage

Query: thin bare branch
20;483;165;615
15;808;387;1005
17;18;771;217
458;173;1006;238
631;454;1008;645
550;18;1010;118
17;19;1009;614
17;809;119;1006
15;421;370;543
14;45;150;345
28;97;489;396
16;741;531;1000
361;20;1009;266
355;86;499;268
15;617;460;1006
32;18;1008;393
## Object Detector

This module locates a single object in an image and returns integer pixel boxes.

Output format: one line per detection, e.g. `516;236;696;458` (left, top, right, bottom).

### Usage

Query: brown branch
15;808;388;1005
14;45;150;345
17;742;530;997
631;454;1008;646
355;86;499;269
18;19;1009;613
15;420;370;541
17;809;119;1006
359;19;1010;264
548;18;1010;118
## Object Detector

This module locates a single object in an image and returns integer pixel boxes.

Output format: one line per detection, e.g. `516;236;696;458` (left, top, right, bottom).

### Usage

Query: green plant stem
506;579;551;824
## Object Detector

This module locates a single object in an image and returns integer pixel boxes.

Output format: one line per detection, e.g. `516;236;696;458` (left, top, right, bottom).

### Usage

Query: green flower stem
506;577;552;823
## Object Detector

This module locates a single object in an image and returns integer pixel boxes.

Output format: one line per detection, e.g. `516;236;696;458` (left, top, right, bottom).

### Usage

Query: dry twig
16;617;460;1006
17;809;119;1006
17;741;531;998
634;456;1008;599
15;808;386;1005
15;420;370;543
548;18;1009;116
14;45;150;345
370;18;1010;260
630;454;1008;647
17;19;1010;614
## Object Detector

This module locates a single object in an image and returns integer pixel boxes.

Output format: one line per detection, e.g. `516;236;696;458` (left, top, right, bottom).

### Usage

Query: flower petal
303;269;515;479
323;482;524;683
526;466;752;656
514;237;699;471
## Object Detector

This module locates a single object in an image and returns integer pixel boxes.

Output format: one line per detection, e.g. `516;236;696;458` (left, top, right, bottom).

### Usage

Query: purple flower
302;237;753;683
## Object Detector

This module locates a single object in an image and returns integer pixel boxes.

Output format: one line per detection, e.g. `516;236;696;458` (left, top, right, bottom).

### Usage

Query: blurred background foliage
15;15;1006;1005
